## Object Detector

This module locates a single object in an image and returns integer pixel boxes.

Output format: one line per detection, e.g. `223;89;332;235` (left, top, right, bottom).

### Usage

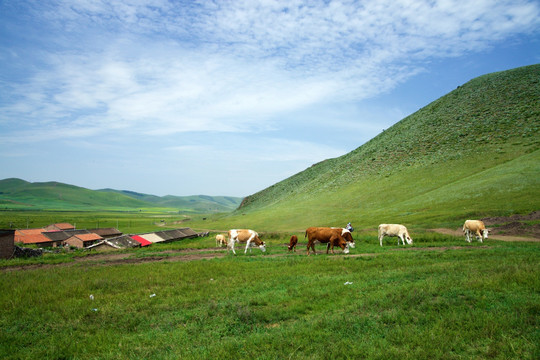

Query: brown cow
288;235;298;252
305;227;350;255
227;229;266;255
462;220;489;243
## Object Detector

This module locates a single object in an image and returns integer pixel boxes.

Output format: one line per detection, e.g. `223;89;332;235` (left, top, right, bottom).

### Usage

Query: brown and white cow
288;235;298;252
378;224;413;246
215;234;227;247
304;227;350;255
330;227;356;249
462;220;489;243
227;229;266;255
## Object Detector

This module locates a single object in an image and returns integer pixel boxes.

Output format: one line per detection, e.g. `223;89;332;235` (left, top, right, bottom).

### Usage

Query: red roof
75;234;103;241
130;235;152;247
48;223;75;230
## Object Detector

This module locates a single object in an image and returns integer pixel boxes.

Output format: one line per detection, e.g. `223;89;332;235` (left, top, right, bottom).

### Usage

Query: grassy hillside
206;64;539;231
0;179;241;213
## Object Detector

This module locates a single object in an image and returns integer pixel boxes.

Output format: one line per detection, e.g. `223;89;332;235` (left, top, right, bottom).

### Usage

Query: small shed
0;229;15;259
86;235;140;251
65;233;103;249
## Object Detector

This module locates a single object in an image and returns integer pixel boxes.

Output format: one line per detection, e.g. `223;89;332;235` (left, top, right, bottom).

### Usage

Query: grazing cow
215;234;227;247
330;227;356;249
227;229;266;255
305;227;350;255
462;220;489;243
378;224;413;246
288;235;298;252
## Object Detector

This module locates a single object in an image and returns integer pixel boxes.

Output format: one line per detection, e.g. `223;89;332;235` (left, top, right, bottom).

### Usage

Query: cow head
342;230;355;248
254;236;266;252
482;229;489;239
405;235;413;245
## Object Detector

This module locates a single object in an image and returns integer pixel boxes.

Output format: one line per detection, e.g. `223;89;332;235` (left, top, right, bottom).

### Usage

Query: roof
16;233;53;244
138;233;165;243
70;233;103;242
42;229;90;241
47;223;75;230
15;229;45;236
106;235;140;248
86;240;121;250
87;228;122;237
130;235;152;247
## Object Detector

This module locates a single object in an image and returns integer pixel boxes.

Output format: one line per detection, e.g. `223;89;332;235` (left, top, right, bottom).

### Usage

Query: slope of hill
0;179;242;212
226;64;539;230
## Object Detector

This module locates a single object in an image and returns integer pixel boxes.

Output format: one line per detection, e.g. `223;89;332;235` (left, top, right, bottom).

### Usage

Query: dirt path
429;228;540;242
0;241;525;273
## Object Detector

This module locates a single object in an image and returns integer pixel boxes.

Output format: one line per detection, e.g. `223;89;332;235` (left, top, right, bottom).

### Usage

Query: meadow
1;232;539;359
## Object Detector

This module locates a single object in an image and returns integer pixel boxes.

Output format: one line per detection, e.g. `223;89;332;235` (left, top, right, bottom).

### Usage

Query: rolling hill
0;178;242;213
218;64;539;230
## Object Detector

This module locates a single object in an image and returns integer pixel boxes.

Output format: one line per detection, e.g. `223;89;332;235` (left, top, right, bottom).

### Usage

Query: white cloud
0;0;539;195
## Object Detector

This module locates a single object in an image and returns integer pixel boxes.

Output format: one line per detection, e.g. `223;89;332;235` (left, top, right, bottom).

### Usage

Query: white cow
215;234;227;247
378;224;413;246
227;229;266;255
463;220;489;243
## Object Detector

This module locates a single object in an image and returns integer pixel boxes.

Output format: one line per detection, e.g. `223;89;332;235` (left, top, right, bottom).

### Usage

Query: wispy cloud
0;0;538;195
2;0;538;139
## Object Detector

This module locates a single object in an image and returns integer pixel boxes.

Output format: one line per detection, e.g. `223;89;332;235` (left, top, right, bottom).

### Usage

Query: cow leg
379;234;384;247
465;229;471;243
244;239;251;253
228;240;237;255
476;230;483;243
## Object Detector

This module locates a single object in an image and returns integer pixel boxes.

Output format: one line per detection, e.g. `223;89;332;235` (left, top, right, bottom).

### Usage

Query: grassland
1;234;539;359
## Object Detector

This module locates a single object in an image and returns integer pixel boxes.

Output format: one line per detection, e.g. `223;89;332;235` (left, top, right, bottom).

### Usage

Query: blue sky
1;0;539;197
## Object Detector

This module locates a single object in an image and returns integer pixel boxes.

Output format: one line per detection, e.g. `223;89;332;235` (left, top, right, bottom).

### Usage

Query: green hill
218;64;540;230
0;179;242;212
99;189;242;213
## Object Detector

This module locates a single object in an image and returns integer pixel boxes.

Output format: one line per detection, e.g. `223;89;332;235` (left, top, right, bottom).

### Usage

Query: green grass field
1;234;538;359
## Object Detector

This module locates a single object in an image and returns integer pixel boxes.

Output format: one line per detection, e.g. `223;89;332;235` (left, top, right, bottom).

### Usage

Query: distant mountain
98;189;242;213
231;64;540;229
0;178;242;213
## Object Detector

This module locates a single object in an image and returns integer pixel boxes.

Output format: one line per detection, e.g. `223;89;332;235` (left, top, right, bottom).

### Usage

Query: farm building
0;229;15;259
87;235;140;251
64;233;103;249
15;228;60;247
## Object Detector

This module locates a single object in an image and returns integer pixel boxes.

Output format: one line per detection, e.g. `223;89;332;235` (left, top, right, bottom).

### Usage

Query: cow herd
217;220;489;255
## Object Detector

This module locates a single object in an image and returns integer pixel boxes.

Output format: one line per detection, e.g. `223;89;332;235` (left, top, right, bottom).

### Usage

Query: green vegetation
1;236;538;359
1;65;539;359
200;64;539;232
0;178;242;213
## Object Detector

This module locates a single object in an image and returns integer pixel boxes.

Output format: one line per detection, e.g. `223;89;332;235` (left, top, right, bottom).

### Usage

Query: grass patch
1;238;538;359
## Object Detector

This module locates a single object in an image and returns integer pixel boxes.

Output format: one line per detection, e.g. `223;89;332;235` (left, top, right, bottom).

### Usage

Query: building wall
0;230;15;259
64;237;84;248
